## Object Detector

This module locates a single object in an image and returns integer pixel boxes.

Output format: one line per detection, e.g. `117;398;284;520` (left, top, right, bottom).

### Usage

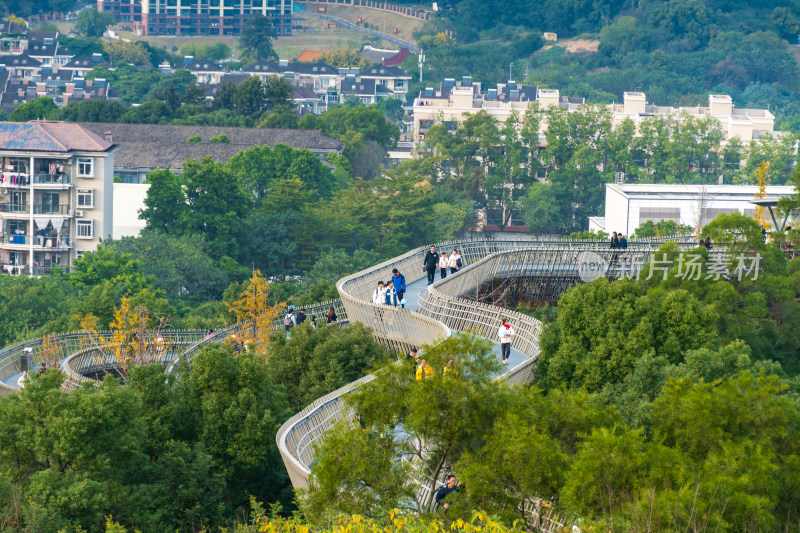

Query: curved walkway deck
276;238;697;492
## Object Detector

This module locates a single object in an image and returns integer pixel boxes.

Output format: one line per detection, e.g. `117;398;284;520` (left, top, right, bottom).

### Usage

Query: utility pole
509;62;514;81
418;49;425;83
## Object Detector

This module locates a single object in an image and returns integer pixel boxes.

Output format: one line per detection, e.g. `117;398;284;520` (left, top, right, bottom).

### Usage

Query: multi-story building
97;0;294;37
412;80;777;149
0;122;115;275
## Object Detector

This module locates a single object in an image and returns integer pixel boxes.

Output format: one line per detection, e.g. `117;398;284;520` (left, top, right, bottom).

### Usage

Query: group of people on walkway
610;232;628;249
372;268;408;308
423;246;462;285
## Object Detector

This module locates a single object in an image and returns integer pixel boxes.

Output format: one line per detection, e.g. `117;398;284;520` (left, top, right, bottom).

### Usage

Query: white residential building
412;81;778;148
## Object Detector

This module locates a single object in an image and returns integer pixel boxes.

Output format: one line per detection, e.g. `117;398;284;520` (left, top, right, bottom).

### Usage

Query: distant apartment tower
97;0;293;37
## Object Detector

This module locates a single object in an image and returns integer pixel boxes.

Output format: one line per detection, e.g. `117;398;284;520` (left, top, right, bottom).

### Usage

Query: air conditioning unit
74;210;84;217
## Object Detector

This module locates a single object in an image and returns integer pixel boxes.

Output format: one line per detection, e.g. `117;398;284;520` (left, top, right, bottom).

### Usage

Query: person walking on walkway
284;307;296;335
385;279;398;306
438;251;450;280
17;370;29;389
423;245;440;285
449;249;462;274
391;268;406;308
296;308;307;325
372;281;387;305
497;318;515;365
327;305;337;324
619;233;627;249
610;231;619;249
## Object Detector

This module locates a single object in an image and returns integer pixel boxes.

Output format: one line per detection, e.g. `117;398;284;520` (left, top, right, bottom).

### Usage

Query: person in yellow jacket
416;358;434;380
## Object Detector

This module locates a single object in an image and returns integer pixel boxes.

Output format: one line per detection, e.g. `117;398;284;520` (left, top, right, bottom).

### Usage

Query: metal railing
276;238;704;500
33;173;70;185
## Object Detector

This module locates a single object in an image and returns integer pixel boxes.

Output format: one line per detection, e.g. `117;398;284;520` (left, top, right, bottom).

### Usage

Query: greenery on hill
0;322;388;532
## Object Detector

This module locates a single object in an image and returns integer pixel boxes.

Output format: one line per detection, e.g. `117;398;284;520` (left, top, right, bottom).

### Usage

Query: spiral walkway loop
277;237;695;492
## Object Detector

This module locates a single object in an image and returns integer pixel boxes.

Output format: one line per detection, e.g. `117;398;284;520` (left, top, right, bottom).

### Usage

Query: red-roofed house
296;49;325;63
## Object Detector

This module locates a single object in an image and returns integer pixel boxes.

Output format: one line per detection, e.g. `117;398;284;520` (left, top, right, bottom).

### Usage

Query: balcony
0;174;31;188
0;203;29;214
33;173;70;185
1;235;71;248
33;204;69;215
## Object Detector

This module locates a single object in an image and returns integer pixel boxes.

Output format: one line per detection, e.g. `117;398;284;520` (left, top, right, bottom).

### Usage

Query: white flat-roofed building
609;93;777;143
590;183;797;236
413;84;779;149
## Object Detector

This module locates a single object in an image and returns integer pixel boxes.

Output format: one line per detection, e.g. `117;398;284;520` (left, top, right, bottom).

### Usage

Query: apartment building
412;79;777;148
609;92;776;143
0;122;115;275
97;0;294;37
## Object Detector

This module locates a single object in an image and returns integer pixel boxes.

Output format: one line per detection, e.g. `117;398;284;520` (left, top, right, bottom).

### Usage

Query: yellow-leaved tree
227;270;285;356
754;161;771;230
79;296;169;379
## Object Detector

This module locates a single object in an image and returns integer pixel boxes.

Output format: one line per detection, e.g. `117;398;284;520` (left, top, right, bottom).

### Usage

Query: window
77;188;94;208
77;158;93;177
76;220;93;239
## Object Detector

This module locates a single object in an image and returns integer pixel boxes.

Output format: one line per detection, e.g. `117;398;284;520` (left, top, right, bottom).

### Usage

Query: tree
75;8;115;38
102;39;151;66
57;99;127;122
110;232;231;304
267;322;387;410
258;105;299;129
304;334;508;519
233;76;265;118
239;12;277;62
9;96;58;121
181;157;250;258
139;168;188;234
226;270;284;355
263;74;294;110
318;48;371;69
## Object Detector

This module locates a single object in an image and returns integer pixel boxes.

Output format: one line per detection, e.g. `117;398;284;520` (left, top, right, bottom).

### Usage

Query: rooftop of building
179;56;223;71
609;183;797;199
245;60;337;75
78;122;342;171
63;54;110;69
0;121;113;152
360;64;410;78
0;53;41;67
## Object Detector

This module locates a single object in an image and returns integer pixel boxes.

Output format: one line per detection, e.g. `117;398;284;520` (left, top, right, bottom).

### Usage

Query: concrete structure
112;182;148;239
0;122;116;275
97;0;294;37
589;183;797;236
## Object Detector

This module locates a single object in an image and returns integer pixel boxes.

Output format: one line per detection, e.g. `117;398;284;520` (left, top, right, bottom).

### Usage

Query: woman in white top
497;318;515;365
438;252;450;280
17;370;29;389
449;250;462;274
